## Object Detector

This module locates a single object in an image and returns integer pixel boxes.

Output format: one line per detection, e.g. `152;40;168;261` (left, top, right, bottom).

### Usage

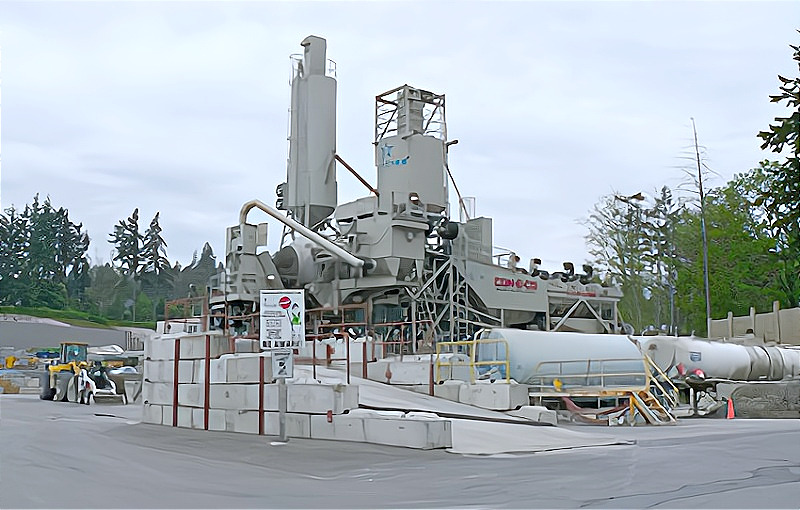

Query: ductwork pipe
239;199;364;268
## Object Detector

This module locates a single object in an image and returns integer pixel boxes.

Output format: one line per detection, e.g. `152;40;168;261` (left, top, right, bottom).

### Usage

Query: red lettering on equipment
494;276;538;291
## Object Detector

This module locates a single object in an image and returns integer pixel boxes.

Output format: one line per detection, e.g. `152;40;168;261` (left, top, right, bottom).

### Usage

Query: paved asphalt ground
1;394;799;509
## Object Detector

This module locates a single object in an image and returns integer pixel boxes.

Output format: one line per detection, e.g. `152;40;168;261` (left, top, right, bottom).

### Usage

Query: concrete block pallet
142;335;453;449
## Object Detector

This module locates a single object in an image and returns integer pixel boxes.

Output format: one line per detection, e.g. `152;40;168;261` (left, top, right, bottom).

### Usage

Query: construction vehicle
39;342;88;401
39;342;125;404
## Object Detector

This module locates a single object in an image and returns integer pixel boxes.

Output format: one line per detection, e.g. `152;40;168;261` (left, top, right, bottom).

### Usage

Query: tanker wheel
39;386;56;400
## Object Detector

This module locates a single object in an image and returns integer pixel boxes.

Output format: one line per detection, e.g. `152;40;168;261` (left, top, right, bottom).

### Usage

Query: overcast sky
1;1;798;273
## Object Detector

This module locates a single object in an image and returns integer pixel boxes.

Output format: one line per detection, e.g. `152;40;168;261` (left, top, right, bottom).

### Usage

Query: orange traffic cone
726;398;735;419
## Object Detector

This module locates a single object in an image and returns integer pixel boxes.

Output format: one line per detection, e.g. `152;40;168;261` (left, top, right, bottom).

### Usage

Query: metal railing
643;354;681;409
372;318;434;359
527;357;649;394
163;296;209;334
434;338;510;384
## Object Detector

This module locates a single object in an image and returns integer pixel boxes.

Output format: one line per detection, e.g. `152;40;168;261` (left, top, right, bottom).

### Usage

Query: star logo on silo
380;144;394;166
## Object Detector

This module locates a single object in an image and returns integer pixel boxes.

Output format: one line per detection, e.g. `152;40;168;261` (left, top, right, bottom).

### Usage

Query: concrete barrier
142;403;164;424
209;384;261;410
145;337;175;361
225;354;273;384
225;409;260;434
310;410;452;449
177;383;204;408
142;381;174;406
458;382;528;411
506;405;558;426
280;383;358;414
264;412;312;438
144;360;194;383
192;408;226;431
178;335;229;360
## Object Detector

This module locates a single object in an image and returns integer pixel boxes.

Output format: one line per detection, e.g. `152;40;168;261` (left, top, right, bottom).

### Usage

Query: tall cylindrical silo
285;35;337;228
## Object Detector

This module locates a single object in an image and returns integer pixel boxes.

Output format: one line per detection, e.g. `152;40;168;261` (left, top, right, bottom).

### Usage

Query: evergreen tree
109;208;144;320
0;195;90;308
109;208;143;277
0;206;29;305
85;264;123;316
140;212;173;319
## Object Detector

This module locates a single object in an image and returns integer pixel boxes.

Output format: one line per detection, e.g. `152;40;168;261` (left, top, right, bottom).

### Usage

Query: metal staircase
414;251;500;343
626;355;680;424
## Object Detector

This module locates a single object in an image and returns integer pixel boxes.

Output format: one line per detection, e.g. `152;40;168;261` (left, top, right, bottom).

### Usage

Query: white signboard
259;290;305;350
271;349;294;379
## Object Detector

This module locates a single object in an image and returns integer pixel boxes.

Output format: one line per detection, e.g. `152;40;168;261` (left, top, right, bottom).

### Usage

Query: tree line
585;35;800;335
0;200;220;323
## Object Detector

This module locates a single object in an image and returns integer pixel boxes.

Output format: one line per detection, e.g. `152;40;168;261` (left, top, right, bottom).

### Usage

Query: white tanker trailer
638;335;800;417
640;335;800;381
475;328;648;391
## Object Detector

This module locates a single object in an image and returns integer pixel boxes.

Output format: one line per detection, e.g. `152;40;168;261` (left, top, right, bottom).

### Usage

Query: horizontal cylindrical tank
477;329;647;390
639;335;800;381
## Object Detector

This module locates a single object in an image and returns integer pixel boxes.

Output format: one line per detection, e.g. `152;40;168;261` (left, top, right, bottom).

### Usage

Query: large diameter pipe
239;199;364;268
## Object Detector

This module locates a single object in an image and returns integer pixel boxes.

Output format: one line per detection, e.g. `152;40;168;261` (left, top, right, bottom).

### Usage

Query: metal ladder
627;355;681;425
628;389;677;424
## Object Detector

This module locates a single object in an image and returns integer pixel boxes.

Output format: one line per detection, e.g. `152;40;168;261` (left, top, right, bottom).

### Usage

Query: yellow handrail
530;358;649;392
643;354;680;408
435;339;510;383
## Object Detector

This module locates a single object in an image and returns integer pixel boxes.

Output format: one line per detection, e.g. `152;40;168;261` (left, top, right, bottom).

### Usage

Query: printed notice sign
272;349;294;379
259;290;305;350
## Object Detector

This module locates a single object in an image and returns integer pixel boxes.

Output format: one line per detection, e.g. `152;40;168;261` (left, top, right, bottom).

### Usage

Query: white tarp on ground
449;419;628;455
305;365;628;454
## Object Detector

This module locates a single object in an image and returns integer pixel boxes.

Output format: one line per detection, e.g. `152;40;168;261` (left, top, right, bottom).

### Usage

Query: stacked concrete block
225;410;260;434
142;341;360;437
458;381;529;410
145;336;175;361
299;338;375;363
142;381;174;406
366;358;432;384
264;412;312;438
310;410;452;449
178;383;204;407
179;335;229;360
142;403;164;425
234;338;259;353
141;340;455;449
263;383;358;414
433;380;463;401
188;353;274;384
225;354;273;383
193;357;227;384
209;384;261;410
144;359;195;383
192;408;226;431
124;379;143;404
506;405;558;426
